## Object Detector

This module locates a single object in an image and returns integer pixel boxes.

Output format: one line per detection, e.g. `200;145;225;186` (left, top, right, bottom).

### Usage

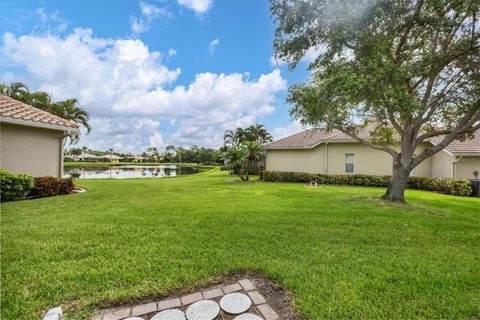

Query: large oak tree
271;0;480;201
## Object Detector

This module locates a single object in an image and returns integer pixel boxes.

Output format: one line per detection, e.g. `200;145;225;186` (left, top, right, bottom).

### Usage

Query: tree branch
394;0;424;65
412;108;480;167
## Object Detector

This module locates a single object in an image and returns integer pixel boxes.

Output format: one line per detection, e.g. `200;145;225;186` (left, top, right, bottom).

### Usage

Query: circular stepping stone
219;292;252;315
151;309;186;320
234;314;264;320
185;300;220;320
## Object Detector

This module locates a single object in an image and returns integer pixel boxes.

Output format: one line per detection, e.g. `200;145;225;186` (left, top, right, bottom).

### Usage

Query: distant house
265;126;480;180
100;154;122;162
130;155;147;163
0;95;79;177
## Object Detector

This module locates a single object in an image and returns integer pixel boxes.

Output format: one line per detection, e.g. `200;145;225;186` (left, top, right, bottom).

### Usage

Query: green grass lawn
1;169;479;319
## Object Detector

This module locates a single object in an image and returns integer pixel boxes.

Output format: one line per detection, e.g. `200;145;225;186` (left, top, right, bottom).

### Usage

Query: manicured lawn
1;169;479;319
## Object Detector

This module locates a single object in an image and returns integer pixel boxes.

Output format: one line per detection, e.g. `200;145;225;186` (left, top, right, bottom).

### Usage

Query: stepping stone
151;309;186;320
219;292;252;314
234;314;264;320
185;300;220;320
125;318;145;320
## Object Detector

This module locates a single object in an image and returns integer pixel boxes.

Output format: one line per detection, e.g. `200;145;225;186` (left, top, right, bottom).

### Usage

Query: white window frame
345;153;354;173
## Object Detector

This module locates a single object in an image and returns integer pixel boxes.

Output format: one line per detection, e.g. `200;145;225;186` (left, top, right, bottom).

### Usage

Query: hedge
0;169;34;202
262;171;473;197
0;170;76;202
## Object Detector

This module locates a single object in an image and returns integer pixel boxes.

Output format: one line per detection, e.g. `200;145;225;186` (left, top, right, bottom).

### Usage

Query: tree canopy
271;0;479;201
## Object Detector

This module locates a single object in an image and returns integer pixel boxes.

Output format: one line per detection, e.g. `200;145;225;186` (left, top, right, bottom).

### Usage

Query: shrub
263;171;473;196
0;169;34;202
444;179;472;197
32;176;75;197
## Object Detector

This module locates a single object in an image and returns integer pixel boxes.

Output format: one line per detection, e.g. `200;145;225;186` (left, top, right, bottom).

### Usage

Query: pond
64;165;199;179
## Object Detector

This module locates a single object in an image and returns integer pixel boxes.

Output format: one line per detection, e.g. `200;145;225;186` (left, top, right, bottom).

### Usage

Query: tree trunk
382;123;416;202
383;165;410;202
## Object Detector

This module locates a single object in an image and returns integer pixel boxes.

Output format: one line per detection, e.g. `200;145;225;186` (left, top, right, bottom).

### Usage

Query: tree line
66;124;275;173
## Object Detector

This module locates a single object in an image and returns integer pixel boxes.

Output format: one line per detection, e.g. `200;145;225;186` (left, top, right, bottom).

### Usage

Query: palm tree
224;127;248;147
28;91;53;110
246;124;273;144
242;141;265;180
222;146;248;179
70;148;82;157
1;82;30;101
51;98;91;133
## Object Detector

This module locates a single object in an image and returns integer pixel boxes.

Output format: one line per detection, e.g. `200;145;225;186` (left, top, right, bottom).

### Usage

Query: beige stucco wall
454;157;480;180
266;142;433;176
265;145;326;174
431;150;454;178
0;123;64;177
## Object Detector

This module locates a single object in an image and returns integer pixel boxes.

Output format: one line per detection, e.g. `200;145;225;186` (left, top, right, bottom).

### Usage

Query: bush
444;179;472;197
0;169;34;202
263;171;472;196
32;176;75;197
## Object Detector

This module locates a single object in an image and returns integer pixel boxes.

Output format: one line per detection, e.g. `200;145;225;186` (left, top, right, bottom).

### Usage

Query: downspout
324;142;329;174
452;156;461;179
59;131;69;178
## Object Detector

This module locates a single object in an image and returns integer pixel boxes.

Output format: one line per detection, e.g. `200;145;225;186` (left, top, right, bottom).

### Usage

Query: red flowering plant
32;176;75;197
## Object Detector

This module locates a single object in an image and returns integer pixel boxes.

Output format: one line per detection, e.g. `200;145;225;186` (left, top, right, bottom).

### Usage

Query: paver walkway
92;278;279;320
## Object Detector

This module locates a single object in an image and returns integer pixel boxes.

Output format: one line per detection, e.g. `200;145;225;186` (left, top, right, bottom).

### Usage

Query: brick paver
247;290;266;305
257;304;279;320
157;297;181;310
131;302;157;316
239;279;256;291
203;288;224;299
91;278;282;320
181;292;203;305
222;283;242;294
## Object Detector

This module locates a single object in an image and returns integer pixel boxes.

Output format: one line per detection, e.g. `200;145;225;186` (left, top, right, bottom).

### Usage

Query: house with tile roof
0;95;79;177
265;126;480;180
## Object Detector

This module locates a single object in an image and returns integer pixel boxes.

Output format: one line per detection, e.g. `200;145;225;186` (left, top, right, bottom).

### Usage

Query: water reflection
64;165;198;179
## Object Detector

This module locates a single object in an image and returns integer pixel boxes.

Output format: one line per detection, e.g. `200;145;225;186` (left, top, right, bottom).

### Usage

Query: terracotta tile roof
267;124;480;155
432;130;480;155
0;95;78;129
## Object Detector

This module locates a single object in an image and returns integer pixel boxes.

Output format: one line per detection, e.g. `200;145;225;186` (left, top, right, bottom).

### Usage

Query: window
345;154;354;173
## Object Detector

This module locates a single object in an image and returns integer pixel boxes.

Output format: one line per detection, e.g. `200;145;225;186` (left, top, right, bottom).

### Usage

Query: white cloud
208;38;219;55
177;0;213;15
272;120;307;140
130;1;171;36
168;48;177;57
270;45;327;67
1;29;287;151
149;131;166;147
34;8;68;34
2;29;181;118
78;117;163;153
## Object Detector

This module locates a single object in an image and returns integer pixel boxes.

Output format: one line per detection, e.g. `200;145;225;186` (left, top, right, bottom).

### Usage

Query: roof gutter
266;139;366;150
0;116;79;133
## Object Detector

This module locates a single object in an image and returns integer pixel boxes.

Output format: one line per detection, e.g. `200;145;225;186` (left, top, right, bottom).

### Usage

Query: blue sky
0;0;315;152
